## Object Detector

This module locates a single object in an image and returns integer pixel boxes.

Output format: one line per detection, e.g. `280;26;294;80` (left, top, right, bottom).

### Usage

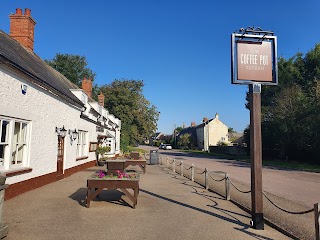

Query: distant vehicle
163;144;172;150
159;144;165;149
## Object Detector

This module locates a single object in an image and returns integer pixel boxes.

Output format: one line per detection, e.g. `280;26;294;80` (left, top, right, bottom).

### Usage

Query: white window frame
76;130;88;158
0;116;30;171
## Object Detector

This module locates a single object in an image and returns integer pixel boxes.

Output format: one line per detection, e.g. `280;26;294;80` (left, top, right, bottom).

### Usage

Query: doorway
57;137;64;176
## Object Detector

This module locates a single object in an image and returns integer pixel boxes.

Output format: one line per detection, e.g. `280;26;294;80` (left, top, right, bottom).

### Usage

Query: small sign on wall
89;142;98;152
21;84;28;95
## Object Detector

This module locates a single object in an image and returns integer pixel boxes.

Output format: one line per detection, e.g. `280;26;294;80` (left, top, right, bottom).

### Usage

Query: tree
100;79;159;150
177;133;191;149
244;43;320;163
45;53;96;88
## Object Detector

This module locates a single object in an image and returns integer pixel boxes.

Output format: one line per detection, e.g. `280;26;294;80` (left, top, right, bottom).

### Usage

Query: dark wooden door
57;137;64;176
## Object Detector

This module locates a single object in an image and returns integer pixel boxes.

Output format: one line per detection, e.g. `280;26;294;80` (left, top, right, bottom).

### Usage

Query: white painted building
196;113;229;151
0;8;121;199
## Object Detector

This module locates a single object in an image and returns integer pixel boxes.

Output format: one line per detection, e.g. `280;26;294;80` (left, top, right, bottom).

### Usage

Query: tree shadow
140;188;274;240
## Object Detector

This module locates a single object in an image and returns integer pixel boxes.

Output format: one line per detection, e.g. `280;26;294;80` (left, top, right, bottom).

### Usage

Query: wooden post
180;161;183;176
205;168;209;190
225;173;230;201
173;159;176;173
191;164;194;182
250;84;264;230
315;202;320;240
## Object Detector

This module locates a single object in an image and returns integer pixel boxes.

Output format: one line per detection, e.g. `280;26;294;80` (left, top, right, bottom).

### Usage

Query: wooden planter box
86;177;140;208
105;160;126;175
125;160;147;174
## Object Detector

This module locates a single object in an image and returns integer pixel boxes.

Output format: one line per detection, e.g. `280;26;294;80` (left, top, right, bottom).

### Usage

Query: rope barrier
176;162;182;166
262;192;314;215
161;154;315;218
228;178;251;194
208;174;226;182
183;165;192;170
168;159;174;164
194;169;206;175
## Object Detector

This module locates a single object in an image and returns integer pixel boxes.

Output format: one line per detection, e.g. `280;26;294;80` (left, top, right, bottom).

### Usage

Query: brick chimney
82;77;92;98
191;122;196;127
10;8;36;52
98;92;104;107
203;117;208;123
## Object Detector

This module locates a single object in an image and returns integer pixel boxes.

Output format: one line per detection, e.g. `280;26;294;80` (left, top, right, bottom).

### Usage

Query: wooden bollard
191;164;194;182
225;173;230;200
315;202;320;240
205;168;209;190
173;159;176;173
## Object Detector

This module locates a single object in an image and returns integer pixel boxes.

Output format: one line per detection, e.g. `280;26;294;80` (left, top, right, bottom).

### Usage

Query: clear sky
1;1;319;134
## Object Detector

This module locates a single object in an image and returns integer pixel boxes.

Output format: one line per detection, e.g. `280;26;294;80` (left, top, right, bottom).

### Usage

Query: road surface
140;145;320;207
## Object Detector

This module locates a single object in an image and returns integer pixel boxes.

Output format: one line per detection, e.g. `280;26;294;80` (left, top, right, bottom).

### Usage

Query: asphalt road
140;145;320;208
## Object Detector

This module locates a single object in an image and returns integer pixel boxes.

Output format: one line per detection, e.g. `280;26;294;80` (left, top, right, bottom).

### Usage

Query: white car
163;144;172;150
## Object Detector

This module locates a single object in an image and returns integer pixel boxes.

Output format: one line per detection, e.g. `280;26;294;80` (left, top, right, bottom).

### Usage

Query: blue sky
1;1;319;134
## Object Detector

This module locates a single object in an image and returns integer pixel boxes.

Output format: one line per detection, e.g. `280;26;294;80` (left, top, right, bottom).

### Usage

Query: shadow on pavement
140;188;274;240
69;188;129;208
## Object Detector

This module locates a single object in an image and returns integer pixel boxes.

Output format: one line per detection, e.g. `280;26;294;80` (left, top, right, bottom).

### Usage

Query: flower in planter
92;170;138;179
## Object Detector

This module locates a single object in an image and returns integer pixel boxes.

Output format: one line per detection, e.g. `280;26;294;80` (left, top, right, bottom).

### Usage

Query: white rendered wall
208;118;229;146
0;67;97;185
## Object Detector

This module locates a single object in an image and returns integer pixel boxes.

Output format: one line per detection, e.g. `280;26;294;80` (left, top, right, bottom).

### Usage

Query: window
0;117;29;170
77;130;88;158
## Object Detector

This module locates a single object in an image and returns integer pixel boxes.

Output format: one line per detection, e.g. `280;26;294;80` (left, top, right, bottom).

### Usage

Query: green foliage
96;146;111;160
177;133;191;148
45;53;96;88
245;43;320;163
217;141;228;146
175;126;183;133
100;79;159;152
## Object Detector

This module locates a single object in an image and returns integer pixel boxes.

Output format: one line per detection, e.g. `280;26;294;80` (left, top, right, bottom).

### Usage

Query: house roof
178;126;197;137
196;118;213;129
0;30;84;108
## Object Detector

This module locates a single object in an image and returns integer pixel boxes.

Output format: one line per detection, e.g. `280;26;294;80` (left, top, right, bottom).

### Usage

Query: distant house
178;113;229;150
149;132;163;146
0;8;121;199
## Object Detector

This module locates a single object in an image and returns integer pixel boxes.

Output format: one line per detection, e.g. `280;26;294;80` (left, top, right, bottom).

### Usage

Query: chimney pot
25;8;31;16
16;8;22;15
203;117;208;123
82;77;92;98
9;8;36;51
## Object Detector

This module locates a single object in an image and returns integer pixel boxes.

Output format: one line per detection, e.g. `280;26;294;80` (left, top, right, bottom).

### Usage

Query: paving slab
3;165;291;240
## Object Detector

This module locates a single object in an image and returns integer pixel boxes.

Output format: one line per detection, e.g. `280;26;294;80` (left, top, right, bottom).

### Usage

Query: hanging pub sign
231;28;278;85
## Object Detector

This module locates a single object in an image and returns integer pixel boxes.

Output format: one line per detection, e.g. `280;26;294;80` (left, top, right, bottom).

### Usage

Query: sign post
231;27;278;230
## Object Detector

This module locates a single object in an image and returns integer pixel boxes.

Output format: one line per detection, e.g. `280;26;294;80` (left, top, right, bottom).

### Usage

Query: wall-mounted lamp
56;126;67;138
68;129;78;141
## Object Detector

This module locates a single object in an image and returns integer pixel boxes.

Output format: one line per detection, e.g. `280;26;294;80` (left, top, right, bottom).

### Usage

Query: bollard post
180;161;183;176
225;173;230;201
191;164;194;182
205;168;209;190
315;202;319;240
0;174;8;238
173;159;176;173
159;156;162;165
144;152;146;160
166;157;169;167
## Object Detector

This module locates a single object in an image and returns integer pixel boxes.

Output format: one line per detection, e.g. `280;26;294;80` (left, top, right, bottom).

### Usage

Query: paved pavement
3;164;291;240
